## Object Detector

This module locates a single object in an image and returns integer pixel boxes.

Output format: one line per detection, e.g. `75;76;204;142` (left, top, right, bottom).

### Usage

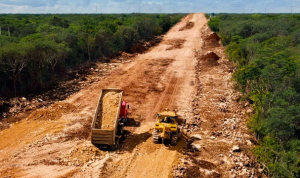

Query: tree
79;19;96;61
0;42;34;95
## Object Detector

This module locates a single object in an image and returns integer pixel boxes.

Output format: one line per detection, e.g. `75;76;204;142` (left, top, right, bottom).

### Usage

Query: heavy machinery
153;109;185;146
91;89;129;150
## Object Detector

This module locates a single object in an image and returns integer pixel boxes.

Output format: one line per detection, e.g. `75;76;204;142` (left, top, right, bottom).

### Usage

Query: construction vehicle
91;89;129;150
153;109;185;146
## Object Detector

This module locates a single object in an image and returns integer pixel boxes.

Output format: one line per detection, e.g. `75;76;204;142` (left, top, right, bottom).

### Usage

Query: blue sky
0;0;299;13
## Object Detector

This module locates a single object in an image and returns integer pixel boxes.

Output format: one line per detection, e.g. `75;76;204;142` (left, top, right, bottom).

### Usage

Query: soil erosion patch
179;21;194;31
27;102;76;121
166;39;186;50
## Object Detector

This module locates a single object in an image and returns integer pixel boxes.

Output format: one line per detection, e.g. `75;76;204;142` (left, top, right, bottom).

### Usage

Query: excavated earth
0;14;262;178
96;91;121;130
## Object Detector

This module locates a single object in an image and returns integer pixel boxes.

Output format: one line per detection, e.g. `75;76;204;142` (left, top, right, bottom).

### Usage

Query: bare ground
0;14;261;178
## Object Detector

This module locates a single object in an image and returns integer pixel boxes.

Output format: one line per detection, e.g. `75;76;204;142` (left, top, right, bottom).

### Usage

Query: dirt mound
27;102;76;121
59;145;104;166
200;51;220;61
97;91;121;130
205;32;220;41
129;36;162;53
130;44;147;53
204;32;221;48
165;39;186;50
179;21;194;31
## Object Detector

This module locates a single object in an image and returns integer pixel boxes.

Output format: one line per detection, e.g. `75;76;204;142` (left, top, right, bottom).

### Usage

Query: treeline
0;14;184;97
208;14;300;177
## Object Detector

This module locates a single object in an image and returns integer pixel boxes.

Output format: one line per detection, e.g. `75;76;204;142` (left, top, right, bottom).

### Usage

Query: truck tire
171;132;179;146
117;125;124;135
153;129;159;144
109;138;119;151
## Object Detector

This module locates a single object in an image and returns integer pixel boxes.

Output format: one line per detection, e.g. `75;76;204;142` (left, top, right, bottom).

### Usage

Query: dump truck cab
153;109;184;145
117;101;129;135
119;101;129;122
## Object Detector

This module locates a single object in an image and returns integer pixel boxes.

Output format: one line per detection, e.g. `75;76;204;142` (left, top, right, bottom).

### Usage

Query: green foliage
207;17;220;32
205;14;210;19
49;16;69;28
209;14;300;177
0;13;184;96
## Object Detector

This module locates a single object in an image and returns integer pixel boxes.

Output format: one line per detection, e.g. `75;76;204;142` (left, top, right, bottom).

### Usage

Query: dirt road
0;14;258;178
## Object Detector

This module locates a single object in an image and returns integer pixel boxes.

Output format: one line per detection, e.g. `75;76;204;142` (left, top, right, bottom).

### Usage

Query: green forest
208;14;300;177
0;14;184;97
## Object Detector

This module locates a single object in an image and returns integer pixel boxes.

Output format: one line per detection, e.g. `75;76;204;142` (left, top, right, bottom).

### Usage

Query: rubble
232;145;240;152
192;134;202;140
246;109;253;113
191;143;201;151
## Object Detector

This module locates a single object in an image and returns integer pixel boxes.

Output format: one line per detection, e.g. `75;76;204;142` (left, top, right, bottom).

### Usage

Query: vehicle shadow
119;131;152;153
125;117;140;127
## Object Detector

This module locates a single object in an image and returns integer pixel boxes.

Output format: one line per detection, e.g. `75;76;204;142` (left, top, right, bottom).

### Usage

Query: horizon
0;0;299;14
0;12;299;15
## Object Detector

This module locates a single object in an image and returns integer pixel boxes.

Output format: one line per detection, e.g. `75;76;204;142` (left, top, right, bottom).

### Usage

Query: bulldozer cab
157;111;177;123
153;109;185;145
157;110;185;126
161;116;175;124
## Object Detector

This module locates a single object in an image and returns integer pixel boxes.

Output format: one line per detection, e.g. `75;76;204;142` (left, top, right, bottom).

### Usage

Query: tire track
150;72;181;120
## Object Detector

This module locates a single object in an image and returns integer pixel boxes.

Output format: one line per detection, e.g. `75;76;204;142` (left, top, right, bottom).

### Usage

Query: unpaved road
0;14;258;178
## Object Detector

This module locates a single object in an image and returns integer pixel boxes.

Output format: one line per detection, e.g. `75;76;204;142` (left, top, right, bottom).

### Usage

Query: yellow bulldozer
153;109;186;146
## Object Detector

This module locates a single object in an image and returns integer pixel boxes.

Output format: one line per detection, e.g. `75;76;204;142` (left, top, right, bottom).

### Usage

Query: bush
209;14;300;177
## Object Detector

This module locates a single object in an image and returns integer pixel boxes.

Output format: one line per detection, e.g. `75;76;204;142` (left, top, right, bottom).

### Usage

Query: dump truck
153;109;186;146
91;89;129;150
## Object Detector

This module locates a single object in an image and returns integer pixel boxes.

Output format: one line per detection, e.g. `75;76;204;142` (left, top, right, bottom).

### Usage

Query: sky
0;0;299;14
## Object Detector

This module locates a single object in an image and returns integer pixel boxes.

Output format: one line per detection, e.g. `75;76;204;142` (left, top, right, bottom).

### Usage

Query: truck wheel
125;114;128;123
118;126;124;135
171;132;179;146
109;138;119;151
153;129;159;144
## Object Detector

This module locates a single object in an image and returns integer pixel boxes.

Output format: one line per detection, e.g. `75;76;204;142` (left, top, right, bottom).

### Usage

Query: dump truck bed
91;89;123;145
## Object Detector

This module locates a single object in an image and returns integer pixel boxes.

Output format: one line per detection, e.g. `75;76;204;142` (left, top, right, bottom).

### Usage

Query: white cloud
0;0;299;13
